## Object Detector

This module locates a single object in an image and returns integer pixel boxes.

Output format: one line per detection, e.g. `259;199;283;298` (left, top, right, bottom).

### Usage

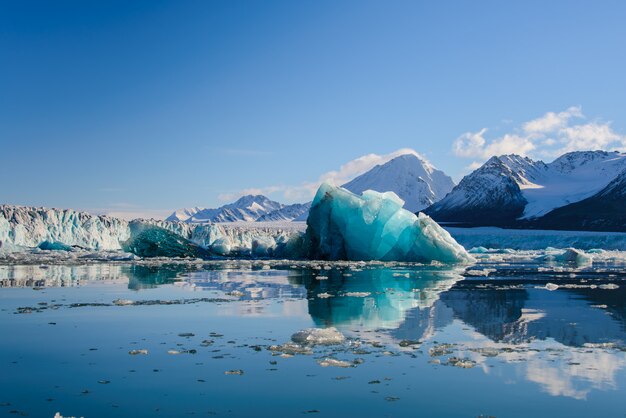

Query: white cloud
522;106;583;133
219;148;429;203
453;106;626;162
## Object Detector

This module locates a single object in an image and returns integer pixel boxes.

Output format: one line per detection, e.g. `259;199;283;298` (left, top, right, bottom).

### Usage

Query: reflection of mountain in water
440;279;626;347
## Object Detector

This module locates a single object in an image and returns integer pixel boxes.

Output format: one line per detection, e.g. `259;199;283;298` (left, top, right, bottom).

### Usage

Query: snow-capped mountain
533;168;626;231
167;207;204;223
256;202;311;222
425;150;626;228
167;195;284;223
341;153;455;212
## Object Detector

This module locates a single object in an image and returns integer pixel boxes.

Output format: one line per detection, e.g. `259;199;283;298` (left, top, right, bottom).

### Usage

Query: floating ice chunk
465;268;496;277
37;241;73;251
291;327;345;345
599;283;619;290
344;292;371;297
554;248;593;266
544;283;559;291
123;223;211;258
305;182;473;263
269;343;312;355
113;299;134;306
128;349;148;355
317;358;353;368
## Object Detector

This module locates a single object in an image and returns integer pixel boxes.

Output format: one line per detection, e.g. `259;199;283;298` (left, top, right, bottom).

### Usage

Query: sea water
1;258;625;417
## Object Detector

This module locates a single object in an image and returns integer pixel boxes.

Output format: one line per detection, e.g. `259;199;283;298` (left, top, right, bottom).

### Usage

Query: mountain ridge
425;150;626;230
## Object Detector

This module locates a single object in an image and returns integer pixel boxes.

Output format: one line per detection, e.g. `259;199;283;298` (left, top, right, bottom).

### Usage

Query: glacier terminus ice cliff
0;184;473;264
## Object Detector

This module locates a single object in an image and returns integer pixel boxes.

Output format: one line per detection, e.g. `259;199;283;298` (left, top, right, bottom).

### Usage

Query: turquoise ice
305;182;473;263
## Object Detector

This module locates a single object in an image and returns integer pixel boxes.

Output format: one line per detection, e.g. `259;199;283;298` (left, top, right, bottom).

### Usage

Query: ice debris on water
599;283;619;290
317;358;353;368
446;357;476;368
541;248;593;266
291;327;345;346
465;268;496;277
128;349;148;355
304;182;473;263
544;283;559;291
113;299;134;306
344;292;371;297
269;343;312;355
224;369;244;375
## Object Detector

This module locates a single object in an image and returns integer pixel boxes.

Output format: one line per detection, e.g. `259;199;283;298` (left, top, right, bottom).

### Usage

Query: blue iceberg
305;182;472;263
37;241;74;251
123;222;211;259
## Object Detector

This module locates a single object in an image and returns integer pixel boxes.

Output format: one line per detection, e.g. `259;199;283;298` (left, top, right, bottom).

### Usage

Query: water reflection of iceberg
294;267;464;332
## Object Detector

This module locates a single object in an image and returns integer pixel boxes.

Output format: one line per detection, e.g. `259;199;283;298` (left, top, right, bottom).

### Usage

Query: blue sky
2;0;626;218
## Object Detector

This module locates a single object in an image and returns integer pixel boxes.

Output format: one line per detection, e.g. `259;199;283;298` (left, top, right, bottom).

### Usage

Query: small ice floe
317;292;333;298
168;349;197;355
227;290;245;297
599;283;619;290
291;327;345;346
317;358;353;368
398;340;421;348
344;292;371;297
269;343;312;355
392;273;410;278
429;343;455;357
464;268;496;277
224;369;244;375
470;347;500;357
446;357;476;368
113;299;134;306
543;248;593;266
315;276;328;280
128;349;148;355
544;283;559;291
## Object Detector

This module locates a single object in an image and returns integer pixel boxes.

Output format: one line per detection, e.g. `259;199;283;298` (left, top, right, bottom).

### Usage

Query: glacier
1;195;473;263
4;201;626;263
305;182;472;263
0;205;130;251
0;205;303;258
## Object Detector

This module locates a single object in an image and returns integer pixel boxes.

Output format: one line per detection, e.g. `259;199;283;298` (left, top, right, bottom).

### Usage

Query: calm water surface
1;260;625;417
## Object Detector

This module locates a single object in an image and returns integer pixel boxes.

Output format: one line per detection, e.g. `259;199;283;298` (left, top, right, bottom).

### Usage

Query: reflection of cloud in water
525;348;626;400
449;325;626;400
